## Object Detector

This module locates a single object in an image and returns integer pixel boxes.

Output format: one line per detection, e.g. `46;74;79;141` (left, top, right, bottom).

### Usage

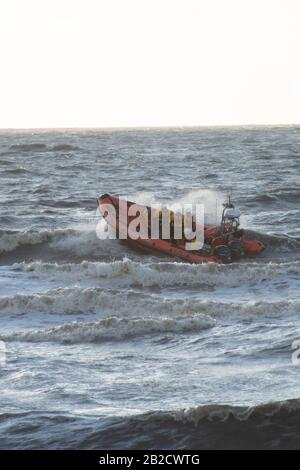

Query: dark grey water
0;126;299;449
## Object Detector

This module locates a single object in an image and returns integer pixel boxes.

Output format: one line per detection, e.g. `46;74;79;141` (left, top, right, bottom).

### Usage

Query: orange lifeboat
97;194;264;264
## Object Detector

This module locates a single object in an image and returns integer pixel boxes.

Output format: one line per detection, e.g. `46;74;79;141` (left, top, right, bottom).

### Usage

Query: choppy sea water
0;126;299;449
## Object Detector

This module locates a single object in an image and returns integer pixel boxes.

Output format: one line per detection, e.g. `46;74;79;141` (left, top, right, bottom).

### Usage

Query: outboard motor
228;239;244;259
213;244;232;264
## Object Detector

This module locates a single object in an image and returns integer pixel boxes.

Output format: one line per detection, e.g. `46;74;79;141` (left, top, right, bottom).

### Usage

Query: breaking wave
1;399;300;449
0;286;299;319
1;313;214;344
0;227;125;260
12;258;300;289
0;228;76;254
87;398;300;450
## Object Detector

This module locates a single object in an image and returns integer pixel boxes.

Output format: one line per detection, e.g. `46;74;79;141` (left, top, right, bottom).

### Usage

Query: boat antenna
228;187;233;207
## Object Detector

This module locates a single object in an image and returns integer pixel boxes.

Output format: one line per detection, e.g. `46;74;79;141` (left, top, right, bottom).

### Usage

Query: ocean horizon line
0;123;299;133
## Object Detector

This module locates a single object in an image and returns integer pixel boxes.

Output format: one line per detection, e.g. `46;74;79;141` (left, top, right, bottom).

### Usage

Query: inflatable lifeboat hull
97;194;222;264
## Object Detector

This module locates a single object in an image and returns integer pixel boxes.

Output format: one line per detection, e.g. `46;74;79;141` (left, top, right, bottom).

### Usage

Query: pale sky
0;0;299;128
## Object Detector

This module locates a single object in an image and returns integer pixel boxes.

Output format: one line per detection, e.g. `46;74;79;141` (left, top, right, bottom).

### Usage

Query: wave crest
0;286;299;318
13;258;300;289
1;314;214;344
